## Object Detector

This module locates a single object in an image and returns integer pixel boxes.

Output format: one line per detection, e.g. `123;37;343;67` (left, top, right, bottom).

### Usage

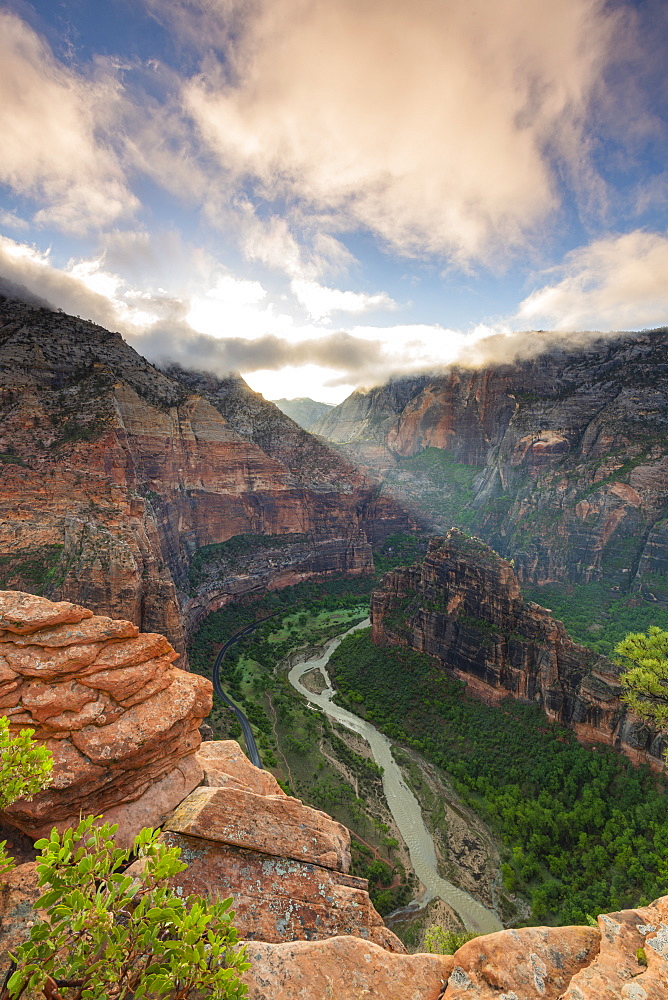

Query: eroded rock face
561;894;668;999
0;298;415;659
141;740;403;952
240;895;668;1000
0;591;211;845
371;531;666;766
316;331;668;600
442;924;599;999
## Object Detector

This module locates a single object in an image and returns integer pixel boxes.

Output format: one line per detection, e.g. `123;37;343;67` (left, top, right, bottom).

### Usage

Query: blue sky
0;0;666;401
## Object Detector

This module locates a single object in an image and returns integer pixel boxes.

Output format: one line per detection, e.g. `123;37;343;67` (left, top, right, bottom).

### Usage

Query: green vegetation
373;531;429;575
328;630;668;925
0;451;28;466
381;448;482;529
424;926;479;955
523;580;668;657
617;626;668;729
0;544;71;597
1;722;248;1000
187;573;418;915
0;717;52;813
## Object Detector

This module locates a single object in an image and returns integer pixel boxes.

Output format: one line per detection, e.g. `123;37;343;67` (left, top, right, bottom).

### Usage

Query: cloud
517;231;668;330
239;212;355;280
0;237;128;329
0;12;137;233
182;0;621;264
0;234;447;396
291;280;398;322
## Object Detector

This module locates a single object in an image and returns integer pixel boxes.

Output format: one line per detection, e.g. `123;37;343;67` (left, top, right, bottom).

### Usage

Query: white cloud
0;12;137;233
517;231;668;330
183;0;621;264
291;280;398;322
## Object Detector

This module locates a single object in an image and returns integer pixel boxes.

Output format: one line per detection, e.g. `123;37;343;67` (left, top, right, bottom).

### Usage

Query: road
211;614;278;770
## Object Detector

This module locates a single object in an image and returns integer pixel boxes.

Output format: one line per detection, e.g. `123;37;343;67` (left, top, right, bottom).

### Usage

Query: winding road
211;615;278;769
287;620;503;935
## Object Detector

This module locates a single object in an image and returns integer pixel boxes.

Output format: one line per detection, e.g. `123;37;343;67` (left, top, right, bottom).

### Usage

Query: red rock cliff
372;530;666;766
316;331;668;600
0;590;211;845
0;298;414;658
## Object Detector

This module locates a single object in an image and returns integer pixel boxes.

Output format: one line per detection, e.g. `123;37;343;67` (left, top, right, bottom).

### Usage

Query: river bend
287;620;502;935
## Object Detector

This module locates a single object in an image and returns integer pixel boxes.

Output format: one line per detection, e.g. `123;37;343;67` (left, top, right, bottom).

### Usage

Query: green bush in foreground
0;718;53;811
1;719;248;1000
5;820;249;1000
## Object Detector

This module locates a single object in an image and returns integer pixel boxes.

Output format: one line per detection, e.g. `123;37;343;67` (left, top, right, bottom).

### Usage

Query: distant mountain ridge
272;396;333;430
315;330;668;602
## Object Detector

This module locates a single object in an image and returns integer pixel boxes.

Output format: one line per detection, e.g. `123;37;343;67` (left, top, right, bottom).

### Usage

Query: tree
0;718;53;883
0;719;249;1000
616;627;668;729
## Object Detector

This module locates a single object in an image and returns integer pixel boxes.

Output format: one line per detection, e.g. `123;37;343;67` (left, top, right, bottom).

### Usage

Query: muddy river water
287;620;502;934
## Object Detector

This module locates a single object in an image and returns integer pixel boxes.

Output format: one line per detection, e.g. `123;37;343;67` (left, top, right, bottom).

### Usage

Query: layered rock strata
372;530;666;765
0;298;415;659
0;591;211;844
155;740;402;951
316;330;668;598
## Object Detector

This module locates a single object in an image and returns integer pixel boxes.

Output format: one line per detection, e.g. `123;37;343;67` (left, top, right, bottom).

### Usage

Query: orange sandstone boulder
0;592;92;635
444;924;600;999
0;862;42;962
0;591;212;847
561;894;668;999
153;740;402;951
242;936;454;1000
196;739;288;797
161;831;400;950
164;784;350;872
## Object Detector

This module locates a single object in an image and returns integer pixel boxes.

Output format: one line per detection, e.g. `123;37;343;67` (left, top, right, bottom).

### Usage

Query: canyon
371;528;666;766
0;297;413;661
315;330;668;602
2;590;668;1000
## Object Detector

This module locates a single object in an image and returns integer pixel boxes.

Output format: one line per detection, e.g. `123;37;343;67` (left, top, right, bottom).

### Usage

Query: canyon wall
371;530;666;765
0;298;414;657
316;331;668;600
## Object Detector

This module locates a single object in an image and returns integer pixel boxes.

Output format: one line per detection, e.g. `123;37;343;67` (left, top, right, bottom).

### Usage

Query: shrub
1;720;248;999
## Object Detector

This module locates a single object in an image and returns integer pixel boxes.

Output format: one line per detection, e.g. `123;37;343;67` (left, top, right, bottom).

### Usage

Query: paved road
211;614;278;769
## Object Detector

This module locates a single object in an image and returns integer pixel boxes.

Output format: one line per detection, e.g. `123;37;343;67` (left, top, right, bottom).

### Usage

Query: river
287;619;502;935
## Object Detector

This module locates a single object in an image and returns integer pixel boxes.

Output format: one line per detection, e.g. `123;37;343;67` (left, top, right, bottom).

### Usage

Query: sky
0;0;667;402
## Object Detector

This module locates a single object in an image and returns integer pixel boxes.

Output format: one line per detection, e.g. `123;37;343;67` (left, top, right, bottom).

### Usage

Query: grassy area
328;629;668;926
188;588;416;915
522;580;668;656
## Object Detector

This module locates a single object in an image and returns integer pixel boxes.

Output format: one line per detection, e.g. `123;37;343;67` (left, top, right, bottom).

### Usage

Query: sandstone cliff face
316;332;668;600
371;530;666;765
0;298;412;657
0;590;211;845
126;739;403;953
